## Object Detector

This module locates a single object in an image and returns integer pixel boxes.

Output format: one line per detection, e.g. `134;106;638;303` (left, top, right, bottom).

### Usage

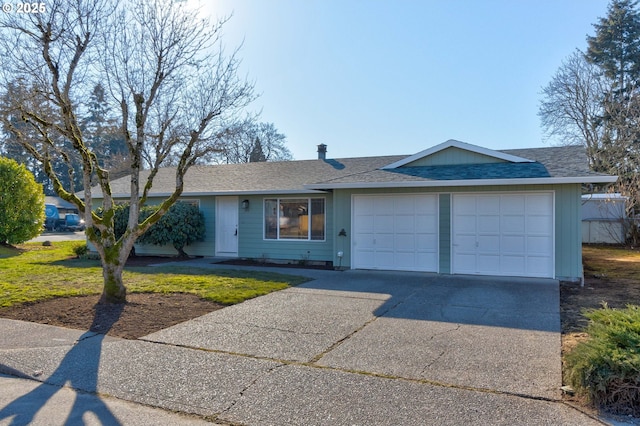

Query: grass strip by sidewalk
0;241;308;307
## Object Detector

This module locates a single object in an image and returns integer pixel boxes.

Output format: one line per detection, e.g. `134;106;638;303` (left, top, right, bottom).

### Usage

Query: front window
264;198;325;241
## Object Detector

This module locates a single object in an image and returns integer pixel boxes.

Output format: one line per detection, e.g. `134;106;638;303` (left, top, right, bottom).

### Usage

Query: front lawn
0;241;308;307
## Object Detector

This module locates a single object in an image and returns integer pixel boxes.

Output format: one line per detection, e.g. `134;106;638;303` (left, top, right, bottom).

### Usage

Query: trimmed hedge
565;304;640;416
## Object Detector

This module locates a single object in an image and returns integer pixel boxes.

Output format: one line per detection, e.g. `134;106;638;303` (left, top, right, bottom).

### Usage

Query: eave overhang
304;175;619;190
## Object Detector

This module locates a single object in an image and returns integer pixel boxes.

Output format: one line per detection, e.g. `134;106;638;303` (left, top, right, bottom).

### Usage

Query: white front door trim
215;196;239;257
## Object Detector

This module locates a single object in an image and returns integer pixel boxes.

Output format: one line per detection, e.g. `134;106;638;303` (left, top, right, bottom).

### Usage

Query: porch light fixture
241;199;250;210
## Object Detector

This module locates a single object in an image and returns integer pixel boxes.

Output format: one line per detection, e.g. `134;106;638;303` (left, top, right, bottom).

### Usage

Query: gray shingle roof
100;155;406;197
388;162;552;180
93;144;615;198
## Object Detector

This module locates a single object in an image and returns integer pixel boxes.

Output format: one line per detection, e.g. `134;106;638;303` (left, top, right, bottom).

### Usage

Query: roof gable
388;162;551;180
382;140;533;169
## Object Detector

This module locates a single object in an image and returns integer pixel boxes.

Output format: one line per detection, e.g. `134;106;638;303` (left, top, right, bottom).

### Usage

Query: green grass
583;245;640;280
0;241;308;307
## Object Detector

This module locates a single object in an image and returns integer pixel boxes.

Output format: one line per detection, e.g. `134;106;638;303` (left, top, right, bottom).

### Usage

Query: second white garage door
353;194;438;271
452;193;554;278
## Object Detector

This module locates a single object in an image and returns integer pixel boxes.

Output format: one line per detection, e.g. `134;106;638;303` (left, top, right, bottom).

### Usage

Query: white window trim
263;197;326;242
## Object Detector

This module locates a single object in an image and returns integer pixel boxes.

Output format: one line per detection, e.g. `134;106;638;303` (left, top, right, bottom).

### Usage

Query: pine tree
586;0;640;94
249;137;267;162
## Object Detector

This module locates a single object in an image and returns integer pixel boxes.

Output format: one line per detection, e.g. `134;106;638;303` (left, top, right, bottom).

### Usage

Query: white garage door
452;193;554;278
353;194;438;271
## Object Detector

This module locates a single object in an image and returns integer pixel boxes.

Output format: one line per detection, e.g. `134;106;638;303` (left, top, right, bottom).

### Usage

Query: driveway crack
219;363;286;416
420;324;461;374
308;293;415;364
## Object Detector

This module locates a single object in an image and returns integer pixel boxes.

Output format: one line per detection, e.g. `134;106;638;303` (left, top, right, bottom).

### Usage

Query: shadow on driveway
297;270;560;333
0;304;124;425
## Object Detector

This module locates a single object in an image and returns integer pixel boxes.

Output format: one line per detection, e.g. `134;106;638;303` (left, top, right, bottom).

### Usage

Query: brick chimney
317;144;327;160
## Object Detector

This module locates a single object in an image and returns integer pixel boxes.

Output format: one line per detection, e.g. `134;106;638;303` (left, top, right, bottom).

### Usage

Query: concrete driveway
1;267;600;425
145;269;561;400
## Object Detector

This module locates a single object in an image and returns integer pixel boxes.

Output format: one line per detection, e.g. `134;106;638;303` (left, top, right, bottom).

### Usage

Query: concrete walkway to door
0;265;602;425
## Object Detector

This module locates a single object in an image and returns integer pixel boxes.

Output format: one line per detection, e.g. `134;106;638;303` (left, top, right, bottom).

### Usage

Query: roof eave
304;175;619;190
88;188;328;200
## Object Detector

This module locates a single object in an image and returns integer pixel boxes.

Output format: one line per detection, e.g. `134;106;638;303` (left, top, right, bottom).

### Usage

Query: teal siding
405;147;505;166
332;184;583;280
333;190;352;268
95;183;584;280
439;194;451;273
554;185;582;281
238;194;334;263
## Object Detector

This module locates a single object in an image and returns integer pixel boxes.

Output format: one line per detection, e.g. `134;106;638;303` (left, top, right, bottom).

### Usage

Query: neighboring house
89;140;617;282
582;193;628;244
45;196;79;216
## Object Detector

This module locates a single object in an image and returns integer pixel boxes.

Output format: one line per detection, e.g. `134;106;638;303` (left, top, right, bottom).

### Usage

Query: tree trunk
99;260;127;304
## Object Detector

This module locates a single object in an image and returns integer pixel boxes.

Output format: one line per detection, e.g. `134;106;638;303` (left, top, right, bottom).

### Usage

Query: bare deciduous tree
210;120;293;164
0;0;254;303
539;51;608;168
539;50;640;243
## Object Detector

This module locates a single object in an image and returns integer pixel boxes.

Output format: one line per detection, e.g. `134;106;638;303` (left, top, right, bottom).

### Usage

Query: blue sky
195;1;609;160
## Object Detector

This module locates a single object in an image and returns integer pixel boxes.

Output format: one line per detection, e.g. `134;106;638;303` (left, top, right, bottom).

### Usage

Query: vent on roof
317;144;327;160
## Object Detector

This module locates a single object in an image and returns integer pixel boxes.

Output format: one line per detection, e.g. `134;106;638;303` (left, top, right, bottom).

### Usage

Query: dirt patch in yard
0;293;224;339
0;256;224;339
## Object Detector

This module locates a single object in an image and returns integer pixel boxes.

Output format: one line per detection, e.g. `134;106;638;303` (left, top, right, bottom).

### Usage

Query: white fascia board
304;175;618;190
381;139;533;169
95;189;328;200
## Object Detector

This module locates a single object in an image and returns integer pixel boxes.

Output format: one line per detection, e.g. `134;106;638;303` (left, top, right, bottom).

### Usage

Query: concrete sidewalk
0;268;604;425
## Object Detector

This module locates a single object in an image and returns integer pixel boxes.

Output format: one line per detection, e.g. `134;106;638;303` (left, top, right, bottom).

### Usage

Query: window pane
279;199;308;239
310;198;325;240
264;199;278;239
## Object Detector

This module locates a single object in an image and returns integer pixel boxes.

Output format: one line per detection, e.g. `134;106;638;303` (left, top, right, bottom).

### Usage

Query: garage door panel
527;256;553;277
453;193;554;278
527;236;552;253
501;256;526;274
416;214;437;231
416;253;438;270
528;216;553;233
456;216;477;233
501;195;525;213
478;215;500;232
375;234;394;250
395;234;415;250
395;216;415;233
477;196;500;214
478;235;500;251
375;215;394;229
416;234;438;250
353;249;374;268
395;252;416;268
395;196;414;211
527;194;553;213
353;194;438;272
374;198;394;213
416;197;438;213
503;216;525;233
477;254;500;273
502;235;525;252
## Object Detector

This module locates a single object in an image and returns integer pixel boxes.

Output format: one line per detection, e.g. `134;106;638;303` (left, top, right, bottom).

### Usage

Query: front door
215;196;238;257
